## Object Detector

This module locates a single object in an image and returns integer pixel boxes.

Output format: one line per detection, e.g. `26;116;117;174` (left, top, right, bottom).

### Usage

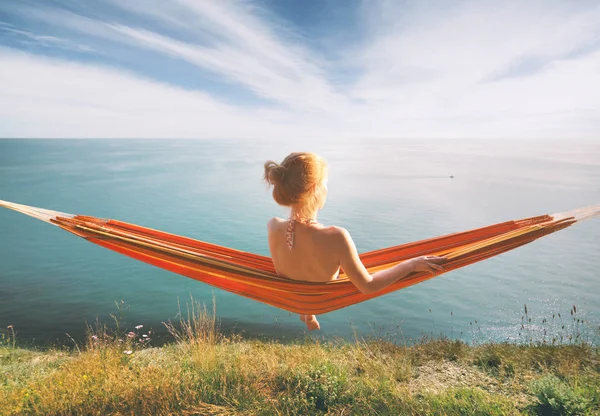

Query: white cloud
19;1;351;115
0;0;599;139
0;48;330;139
0;23;95;53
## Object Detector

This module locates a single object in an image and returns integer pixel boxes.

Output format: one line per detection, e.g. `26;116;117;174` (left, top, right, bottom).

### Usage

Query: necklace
286;215;318;250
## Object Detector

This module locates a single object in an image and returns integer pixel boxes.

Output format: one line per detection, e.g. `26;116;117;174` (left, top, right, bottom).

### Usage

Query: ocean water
0;138;598;346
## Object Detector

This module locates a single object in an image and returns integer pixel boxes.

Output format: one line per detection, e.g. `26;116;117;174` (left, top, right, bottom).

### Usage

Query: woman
264;152;446;331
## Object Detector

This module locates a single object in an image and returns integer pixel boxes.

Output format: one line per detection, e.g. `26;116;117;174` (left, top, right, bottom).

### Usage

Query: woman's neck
290;208;318;222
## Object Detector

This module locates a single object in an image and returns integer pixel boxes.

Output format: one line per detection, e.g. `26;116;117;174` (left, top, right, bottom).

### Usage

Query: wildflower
127;332;135;338
139;339;143;342
91;335;98;341
124;350;133;355
142;334;148;338
135;325;143;330
7;325;13;329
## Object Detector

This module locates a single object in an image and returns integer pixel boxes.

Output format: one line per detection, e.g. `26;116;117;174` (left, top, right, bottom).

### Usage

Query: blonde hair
264;152;328;217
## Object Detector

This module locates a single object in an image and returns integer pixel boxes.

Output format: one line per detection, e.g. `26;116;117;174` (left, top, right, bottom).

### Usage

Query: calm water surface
0;138;598;345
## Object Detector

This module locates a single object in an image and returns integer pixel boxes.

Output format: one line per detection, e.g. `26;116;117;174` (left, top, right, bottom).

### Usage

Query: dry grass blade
163;295;220;347
180;402;240;415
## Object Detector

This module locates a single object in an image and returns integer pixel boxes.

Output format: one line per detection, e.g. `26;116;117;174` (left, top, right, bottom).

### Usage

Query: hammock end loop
0;199;74;225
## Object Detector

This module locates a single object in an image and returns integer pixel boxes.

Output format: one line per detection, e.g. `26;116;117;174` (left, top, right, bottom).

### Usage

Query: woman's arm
335;227;445;294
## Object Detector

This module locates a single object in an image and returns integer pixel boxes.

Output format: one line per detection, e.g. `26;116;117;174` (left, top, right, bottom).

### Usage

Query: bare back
267;217;341;282
267;217;440;295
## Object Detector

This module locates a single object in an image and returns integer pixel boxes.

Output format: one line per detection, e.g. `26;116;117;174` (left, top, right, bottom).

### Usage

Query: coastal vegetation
1;301;598;415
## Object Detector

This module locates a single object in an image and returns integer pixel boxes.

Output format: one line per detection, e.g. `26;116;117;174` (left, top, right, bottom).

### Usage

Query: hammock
1;200;598;315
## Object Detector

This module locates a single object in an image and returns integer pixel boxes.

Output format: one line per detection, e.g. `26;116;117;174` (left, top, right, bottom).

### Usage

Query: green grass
1;303;599;415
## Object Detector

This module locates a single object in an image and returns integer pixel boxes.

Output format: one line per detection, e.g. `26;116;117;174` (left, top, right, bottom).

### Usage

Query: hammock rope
1;199;598;315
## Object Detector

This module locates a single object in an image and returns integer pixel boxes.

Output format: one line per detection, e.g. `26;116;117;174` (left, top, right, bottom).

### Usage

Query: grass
1;301;599;415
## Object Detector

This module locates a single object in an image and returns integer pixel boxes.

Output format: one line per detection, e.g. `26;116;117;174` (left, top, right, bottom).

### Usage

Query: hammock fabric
1;200;598;315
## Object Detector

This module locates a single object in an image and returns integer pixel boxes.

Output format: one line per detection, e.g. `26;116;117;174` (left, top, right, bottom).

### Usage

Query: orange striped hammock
1;200;598;315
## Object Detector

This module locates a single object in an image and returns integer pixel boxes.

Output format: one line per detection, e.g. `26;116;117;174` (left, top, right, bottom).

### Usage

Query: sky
0;0;599;139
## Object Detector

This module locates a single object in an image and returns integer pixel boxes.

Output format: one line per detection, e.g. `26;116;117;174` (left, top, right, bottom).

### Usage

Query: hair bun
263;152;328;209
264;160;286;185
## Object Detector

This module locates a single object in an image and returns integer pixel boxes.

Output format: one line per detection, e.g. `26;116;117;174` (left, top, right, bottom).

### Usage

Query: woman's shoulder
320;224;347;235
316;225;351;246
266;217;286;230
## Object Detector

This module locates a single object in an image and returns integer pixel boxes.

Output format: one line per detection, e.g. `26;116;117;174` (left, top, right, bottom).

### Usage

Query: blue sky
0;0;599;139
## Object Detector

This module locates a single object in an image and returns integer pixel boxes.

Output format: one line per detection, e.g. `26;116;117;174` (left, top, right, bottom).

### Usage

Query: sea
0;138;598;346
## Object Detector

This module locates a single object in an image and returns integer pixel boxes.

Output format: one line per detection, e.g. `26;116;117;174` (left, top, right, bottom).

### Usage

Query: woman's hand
409;255;447;273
